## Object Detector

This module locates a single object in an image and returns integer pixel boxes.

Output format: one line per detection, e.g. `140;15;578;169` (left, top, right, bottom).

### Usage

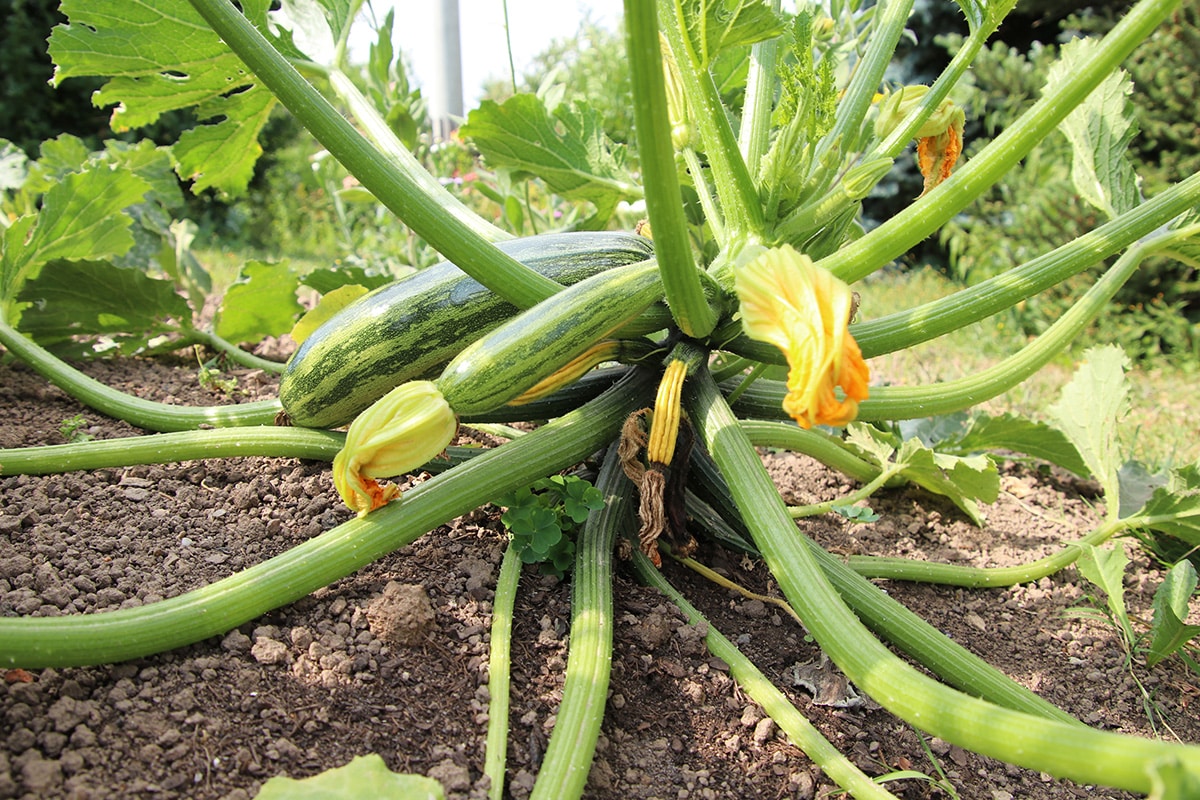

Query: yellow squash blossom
332;380;459;517
734;246;869;429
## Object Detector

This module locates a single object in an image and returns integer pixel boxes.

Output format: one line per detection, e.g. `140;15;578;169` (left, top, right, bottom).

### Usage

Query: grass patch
857;267;1200;469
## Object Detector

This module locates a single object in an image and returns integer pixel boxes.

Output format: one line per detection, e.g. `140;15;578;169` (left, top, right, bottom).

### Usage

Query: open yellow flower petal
734;245;869;429
332;380;458;516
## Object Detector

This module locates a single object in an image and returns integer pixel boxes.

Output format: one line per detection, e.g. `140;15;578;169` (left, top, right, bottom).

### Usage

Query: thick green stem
0;428;341;475
739;419;881;484
815;0;914;164
185;0;560;309
632;552;903;800
0;371;652;668
193;329;286;373
869;1;1013;161
685;443;1079;724
713;169;1200;364
624;0;717;337
0;433;485;477
658;0;765;239
854;171;1200;358
326;69;510;244
532;444;632;800
485;542;522;800
0;315;281;431
687;363;1200;793
846;518;1130;587
817;0;1183;284
737;0;782;180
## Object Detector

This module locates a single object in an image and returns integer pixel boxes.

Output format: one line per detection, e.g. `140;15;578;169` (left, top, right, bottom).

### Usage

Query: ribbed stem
0;314;281;431
687;364;1200;793
625;0;718;337
632;552;903;800
531;444;632;799
0;371;652;668
484;542;522;800
817;0;1182;284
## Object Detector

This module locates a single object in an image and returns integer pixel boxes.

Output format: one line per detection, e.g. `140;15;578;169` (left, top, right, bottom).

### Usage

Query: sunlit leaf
49;0;283;196
1;165;150;322
461;94;641;225
845;424;998;524
678;0;786;70
256;754;445;800
215;260;304;345
290;284;369;345
1050;38;1141;219
1046;346;1129;513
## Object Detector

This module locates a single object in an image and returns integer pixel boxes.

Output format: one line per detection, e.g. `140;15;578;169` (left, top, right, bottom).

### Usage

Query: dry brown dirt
0;354;1197;799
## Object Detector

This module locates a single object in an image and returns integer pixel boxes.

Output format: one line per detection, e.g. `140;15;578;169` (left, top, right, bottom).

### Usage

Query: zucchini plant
2;0;1200;797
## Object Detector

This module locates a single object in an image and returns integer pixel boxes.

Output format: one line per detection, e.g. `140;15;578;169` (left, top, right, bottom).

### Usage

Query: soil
1;353;1197;800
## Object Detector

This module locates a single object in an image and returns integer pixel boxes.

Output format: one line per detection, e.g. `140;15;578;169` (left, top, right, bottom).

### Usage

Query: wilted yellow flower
874;85;966;194
734;246;869;429
332;381;458;516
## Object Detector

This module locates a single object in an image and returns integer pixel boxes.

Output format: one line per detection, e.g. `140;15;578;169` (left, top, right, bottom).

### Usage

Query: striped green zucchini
435;259;666;416
279;232;654;428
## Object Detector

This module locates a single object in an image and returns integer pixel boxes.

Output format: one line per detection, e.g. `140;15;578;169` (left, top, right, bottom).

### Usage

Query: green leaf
1046;346;1130;514
1051;37;1141;220
845;424;998;524
901;411;1089;477
17;260;192;356
1075;543;1132;643
48;0;279;197
1137;464;1200;546
256;754;445;800
678;0;786;70
460;94;641;224
1;165;150;321
215;260;304;345
301;265;399;295
1145;560;1200;668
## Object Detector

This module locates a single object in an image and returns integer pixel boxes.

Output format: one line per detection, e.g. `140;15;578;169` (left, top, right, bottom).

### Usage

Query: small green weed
496;475;604;577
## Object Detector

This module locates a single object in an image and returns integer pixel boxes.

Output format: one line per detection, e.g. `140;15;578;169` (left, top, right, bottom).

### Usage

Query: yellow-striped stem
647;358;688;464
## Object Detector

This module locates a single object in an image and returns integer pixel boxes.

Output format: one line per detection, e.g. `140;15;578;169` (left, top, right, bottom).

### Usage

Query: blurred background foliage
3;0;1196;364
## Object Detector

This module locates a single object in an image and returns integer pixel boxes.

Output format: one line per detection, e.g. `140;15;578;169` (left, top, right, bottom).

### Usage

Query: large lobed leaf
461;94;642;226
48;0;281;196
